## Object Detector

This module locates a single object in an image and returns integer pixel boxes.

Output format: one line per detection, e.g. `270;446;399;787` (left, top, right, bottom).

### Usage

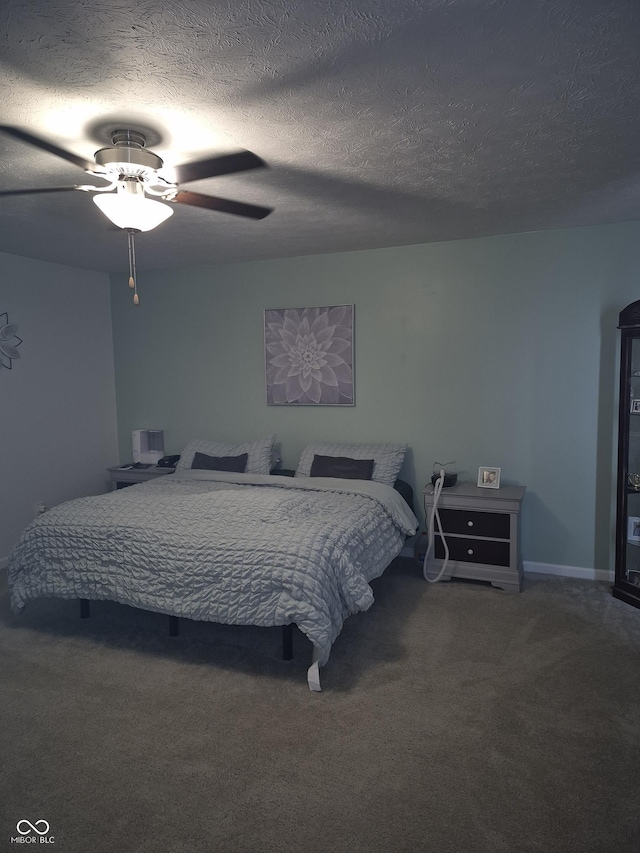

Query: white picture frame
631;400;640;414
628;516;640;544
477;466;501;489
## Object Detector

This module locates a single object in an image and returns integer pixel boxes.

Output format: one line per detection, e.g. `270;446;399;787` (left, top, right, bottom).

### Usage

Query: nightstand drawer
438;508;510;539
434;535;510;567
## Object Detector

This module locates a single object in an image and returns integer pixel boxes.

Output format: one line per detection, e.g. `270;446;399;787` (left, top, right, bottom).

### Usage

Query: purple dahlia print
265;305;354;405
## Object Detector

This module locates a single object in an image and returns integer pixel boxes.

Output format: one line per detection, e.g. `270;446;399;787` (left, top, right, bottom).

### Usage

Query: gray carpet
1;559;639;853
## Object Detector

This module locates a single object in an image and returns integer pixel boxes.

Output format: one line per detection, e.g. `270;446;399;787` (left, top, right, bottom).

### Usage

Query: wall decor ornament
0;312;22;370
265;304;354;405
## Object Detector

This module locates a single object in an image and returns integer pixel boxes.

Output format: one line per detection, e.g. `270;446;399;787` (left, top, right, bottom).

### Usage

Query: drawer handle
467;548;474;555
467;521;474;527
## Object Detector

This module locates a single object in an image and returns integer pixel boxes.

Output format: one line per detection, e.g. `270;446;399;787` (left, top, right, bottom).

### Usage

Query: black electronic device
157;454;180;468
431;472;458;488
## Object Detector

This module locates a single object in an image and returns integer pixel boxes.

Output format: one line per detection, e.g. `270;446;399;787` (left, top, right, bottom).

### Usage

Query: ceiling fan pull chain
127;229;140;306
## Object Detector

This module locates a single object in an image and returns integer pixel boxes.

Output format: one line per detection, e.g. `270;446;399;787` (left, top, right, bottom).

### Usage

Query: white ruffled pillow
176;435;276;475
295;441;406;486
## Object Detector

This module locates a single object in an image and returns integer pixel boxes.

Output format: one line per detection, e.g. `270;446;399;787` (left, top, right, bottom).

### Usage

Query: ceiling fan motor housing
111;129;147;149
94;130;164;180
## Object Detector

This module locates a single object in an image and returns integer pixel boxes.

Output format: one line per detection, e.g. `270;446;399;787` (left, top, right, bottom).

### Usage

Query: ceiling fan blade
0;126;103;175
170;150;266;185
168;190;272;220
0;186;86;196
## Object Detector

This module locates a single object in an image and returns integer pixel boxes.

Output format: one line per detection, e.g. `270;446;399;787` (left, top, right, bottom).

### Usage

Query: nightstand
107;465;176;490
419;481;526;593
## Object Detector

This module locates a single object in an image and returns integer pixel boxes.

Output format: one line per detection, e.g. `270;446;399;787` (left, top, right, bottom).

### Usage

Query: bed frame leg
80;599;90;619
169;615;179;637
282;623;293;660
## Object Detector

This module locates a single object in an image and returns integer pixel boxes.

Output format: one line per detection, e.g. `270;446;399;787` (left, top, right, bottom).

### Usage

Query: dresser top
423;480;525;509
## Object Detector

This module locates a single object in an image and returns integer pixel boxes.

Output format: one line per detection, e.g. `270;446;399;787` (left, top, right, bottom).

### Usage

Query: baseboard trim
523;561;613;583
400;547;613;582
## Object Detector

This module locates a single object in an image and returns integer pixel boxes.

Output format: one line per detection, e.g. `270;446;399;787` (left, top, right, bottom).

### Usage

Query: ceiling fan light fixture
93;186;173;232
0;124;272;308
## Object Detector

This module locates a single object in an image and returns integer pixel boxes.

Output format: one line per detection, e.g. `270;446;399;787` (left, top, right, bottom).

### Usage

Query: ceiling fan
0;125;273;304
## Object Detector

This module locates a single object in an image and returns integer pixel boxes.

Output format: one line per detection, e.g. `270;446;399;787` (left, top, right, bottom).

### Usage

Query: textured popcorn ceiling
0;0;638;273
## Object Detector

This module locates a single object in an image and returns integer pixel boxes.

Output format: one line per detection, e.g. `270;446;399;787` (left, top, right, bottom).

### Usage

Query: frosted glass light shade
93;192;173;232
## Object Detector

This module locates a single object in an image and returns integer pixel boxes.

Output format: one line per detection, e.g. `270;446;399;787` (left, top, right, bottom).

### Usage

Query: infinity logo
16;820;50;836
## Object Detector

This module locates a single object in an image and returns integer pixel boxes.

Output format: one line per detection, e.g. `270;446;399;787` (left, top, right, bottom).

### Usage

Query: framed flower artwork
265;304;354;405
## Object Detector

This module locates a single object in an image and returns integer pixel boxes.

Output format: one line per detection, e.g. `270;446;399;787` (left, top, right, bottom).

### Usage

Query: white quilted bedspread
8;472;417;688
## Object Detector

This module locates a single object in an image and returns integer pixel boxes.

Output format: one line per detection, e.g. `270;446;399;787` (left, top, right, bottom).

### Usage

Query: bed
8;438;418;691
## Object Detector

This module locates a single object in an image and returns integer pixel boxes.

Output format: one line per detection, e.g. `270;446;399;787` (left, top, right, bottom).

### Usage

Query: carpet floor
1;559;639;853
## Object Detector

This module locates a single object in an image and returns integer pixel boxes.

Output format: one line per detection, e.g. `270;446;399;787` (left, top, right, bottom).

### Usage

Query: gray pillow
176;435;275;475
296;441;406;486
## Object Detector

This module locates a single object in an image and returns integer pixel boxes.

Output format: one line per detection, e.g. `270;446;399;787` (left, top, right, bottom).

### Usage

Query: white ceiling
0;0;639;274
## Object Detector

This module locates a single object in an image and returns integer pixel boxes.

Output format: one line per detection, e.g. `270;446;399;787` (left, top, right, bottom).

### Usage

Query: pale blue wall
110;221;640;570
1;252;118;560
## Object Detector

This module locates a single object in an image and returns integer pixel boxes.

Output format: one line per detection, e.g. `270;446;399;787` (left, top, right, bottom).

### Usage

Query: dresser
419;482;526;593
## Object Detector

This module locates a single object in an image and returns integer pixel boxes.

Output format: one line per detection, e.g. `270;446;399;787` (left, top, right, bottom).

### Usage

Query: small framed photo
477;466;501;489
631;400;640;414
628;516;640;543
